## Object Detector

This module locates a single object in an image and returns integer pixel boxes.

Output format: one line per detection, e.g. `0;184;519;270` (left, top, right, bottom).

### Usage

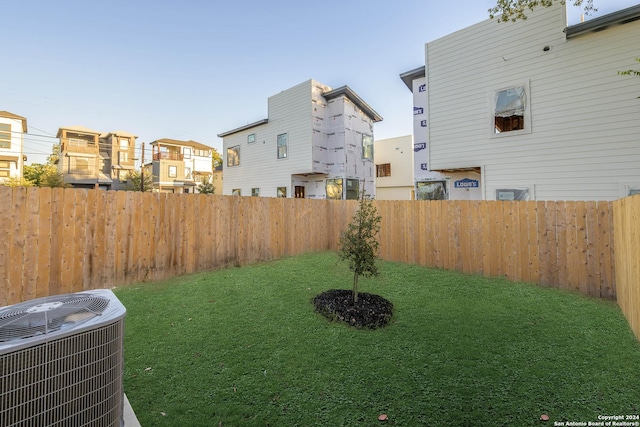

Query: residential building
149;138;215;193
218;79;382;199
212;164;222;195
0;111;27;183
374;135;414;200
58;126;112;189
401;3;640;201
100;131;138;190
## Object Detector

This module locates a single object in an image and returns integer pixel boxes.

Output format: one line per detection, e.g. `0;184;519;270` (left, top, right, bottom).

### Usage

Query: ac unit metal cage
0;289;126;427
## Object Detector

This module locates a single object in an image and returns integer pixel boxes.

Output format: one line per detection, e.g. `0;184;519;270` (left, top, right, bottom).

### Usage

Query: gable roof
0;111;27;133
565;4;640;39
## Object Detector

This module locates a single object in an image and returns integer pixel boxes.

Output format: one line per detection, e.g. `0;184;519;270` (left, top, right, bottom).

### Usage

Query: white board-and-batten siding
425;3;640;201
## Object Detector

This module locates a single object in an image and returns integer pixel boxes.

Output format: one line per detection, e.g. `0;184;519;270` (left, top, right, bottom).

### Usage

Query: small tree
197;176;215;194
338;186;381;303
125;171;154;192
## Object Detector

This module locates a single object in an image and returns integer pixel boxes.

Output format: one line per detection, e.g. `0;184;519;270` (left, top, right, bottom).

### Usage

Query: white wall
222;80;314;197
374;135;414;200
424;3;640;201
0;117;25;181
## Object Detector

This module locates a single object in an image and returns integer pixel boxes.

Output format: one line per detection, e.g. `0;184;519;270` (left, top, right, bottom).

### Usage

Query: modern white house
0;111;27;183
400;3;640;201
218;79;382;199
374;135;415;200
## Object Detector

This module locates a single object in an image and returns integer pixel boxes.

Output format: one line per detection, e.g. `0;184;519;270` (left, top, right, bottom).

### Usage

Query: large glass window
362;134;373;160
326;178;343;200
494;85;527;134
0;124;10;149
346;179;359;200
277;133;288;159
416;181;447;200
227;146;240;167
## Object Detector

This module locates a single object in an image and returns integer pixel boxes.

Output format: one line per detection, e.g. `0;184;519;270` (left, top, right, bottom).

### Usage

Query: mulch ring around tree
312;289;394;329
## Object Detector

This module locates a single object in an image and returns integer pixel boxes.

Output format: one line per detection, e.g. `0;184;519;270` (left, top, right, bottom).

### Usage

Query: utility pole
140;143;145;192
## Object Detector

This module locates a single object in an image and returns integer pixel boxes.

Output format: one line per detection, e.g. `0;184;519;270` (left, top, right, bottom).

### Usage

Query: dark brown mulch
311;289;393;329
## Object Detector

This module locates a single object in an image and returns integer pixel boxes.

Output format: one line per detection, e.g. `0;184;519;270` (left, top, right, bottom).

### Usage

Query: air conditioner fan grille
0;294;110;342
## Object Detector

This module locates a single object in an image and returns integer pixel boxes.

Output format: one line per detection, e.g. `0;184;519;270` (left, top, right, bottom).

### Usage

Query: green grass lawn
114;252;640;427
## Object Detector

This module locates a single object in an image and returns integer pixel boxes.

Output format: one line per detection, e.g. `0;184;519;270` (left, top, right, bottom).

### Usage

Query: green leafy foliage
338;189;381;303
125;170;154;192
196;176;215;194
23;163;68;188
489;0;595;22
618;57;640;77
2;176;35;187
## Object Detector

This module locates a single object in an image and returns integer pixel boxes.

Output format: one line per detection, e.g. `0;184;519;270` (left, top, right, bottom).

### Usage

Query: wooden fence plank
9;188;26;303
598;202;615;298
575;201;589;295
35;188;52;298
22;187;40;301
72;190;87;293
556;201;568;290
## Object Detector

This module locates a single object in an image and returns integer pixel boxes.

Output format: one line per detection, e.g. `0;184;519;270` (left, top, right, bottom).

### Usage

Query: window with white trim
492;83;530;135
168;165;177;178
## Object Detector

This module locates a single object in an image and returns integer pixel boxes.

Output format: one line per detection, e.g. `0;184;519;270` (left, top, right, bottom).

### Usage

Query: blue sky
3;0;637;165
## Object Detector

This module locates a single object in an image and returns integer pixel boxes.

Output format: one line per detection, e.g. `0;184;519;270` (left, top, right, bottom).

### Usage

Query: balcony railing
61;138;96;151
153;152;184;161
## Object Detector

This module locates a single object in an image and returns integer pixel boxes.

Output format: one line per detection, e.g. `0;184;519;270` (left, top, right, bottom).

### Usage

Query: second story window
168;165;177;178
119;152;128;163
362;134;373;160
119;138;129;150
493;82;530;135
277;133;287;159
376;163;391;177
227;146;240;167
248;133;256;144
183;147;192;159
0;123;11;148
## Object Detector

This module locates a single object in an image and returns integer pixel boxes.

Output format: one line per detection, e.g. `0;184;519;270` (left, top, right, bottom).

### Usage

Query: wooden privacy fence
613;195;640;341
0;186;623;319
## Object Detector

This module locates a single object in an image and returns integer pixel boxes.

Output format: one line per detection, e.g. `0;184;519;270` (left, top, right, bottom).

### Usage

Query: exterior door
294;186;305;198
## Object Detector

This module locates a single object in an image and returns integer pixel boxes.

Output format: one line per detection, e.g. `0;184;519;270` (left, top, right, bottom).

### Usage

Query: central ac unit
0;289;126;427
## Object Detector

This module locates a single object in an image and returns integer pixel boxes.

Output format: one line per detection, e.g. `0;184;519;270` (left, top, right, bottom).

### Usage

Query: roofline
565;4;640;39
0;111;28;133
217;118;269;138
150;138;214;150
399;66;426;91
322;86;383;122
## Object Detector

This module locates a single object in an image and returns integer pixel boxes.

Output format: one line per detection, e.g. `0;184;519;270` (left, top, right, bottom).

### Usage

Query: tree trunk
353;272;359;304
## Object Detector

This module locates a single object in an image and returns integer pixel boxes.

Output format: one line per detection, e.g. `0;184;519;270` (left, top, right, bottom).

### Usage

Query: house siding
221;79;378;198
223;80;314;197
0;116;25;182
425;3;640;201
374;135;414;200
